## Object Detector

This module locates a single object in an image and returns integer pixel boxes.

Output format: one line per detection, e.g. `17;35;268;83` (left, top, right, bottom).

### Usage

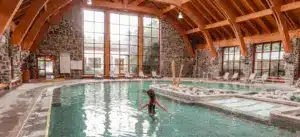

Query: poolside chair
223;72;230;81
94;75;103;79
152;71;162;78
139;71;148;79
110;70;118;79
124;71;133;79
231;72;239;81
247;73;257;83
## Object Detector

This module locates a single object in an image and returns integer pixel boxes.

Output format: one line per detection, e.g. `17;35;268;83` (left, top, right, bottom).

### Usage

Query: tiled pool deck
0;78;299;137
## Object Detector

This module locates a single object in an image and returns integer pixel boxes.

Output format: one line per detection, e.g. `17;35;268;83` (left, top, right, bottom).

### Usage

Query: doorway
38;56;55;79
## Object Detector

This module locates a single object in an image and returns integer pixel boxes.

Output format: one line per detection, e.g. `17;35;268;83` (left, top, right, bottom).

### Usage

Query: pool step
52;89;61;107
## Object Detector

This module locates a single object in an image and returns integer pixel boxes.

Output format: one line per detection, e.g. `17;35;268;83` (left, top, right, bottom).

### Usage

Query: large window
83;10;104;75
254;42;285;76
143;17;160;74
110;13;138;75
222;47;242;74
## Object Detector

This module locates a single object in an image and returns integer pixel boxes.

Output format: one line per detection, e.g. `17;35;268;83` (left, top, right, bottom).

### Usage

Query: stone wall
0;28;12;83
240;44;254;81
284;38;300;84
195;48;222;78
160;19;195;77
37;5;83;78
0;26;29;84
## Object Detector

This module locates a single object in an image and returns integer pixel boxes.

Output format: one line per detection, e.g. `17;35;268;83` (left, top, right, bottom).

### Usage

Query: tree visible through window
143;17;160;74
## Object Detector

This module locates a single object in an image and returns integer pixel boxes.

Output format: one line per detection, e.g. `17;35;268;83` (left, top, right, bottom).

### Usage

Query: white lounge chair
124;71;133;79
223;72;230;81
139;71;148;79
231;72;239;81
152;71;162;78
260;73;269;83
110;71;118;79
248;73;257;83
94;75;103;79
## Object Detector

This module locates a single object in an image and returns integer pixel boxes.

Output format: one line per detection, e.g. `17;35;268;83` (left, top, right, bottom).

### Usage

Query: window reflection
222;47;241;75
143;17;160;75
110;12;138;74
254;42;284;76
83;10;104;75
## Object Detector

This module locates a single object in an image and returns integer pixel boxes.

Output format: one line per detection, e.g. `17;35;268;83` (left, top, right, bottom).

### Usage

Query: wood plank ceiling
1;0;300;57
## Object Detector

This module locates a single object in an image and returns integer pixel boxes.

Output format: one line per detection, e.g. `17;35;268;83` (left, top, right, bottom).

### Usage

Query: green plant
290;95;300;102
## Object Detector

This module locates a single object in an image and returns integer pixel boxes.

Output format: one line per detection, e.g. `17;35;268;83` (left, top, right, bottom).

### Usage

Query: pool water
48;81;294;137
157;81;261;92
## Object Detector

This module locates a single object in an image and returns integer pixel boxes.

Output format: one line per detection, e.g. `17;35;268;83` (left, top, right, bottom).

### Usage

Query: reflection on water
49;81;294;137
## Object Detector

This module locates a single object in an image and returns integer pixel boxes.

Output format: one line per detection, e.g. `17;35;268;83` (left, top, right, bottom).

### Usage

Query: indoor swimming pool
48;81;295;137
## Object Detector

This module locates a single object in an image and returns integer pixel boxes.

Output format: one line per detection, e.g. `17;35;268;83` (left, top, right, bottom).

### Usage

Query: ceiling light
87;0;92;5
178;11;183;19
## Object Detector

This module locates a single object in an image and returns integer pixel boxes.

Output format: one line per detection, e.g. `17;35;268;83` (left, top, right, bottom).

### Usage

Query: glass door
38;56;54;79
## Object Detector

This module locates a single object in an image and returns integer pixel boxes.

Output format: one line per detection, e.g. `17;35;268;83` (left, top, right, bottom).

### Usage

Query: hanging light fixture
87;0;92;5
178;11;183;19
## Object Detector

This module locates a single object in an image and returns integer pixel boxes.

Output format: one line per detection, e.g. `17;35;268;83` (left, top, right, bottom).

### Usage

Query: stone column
283;38;300;84
240;44;254;81
0;28;12;83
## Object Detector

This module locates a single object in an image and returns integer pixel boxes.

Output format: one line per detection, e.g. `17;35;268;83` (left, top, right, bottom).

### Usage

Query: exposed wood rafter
0;0;24;35
22;0;72;50
11;0;49;46
214;0;248;56
84;0;162;16
181;5;217;57
186;1;300;35
267;0;292;53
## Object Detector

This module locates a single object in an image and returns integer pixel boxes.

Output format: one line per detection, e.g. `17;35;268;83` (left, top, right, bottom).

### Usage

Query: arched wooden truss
2;0;300;57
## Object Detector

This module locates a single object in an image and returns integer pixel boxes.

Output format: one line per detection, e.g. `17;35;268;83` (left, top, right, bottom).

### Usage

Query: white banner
60;53;70;73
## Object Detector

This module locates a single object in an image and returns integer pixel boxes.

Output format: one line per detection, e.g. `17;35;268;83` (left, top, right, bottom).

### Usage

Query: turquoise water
159;81;261;92
48;81;293;137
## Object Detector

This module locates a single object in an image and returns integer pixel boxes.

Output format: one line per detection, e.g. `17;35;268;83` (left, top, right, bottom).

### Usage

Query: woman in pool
139;89;168;121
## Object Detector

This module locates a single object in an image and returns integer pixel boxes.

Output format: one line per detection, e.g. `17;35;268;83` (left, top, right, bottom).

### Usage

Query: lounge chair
223;72;230;81
139;71;148;79
259;73;269;84
247;73;257;83
110;71;118;79
124;71;133;79
94;74;103;79
152;71;162;78
231;72;239;81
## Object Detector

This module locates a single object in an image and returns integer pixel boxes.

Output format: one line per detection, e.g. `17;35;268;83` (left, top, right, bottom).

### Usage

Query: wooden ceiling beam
267;0;292;53
130;0;144;6
196;29;300;49
195;0;232;38
31;2;75;51
214;0;247;56
161;0;191;14
181;5;217;57
11;0;50;46
85;0;162;16
230;0;259;35
190;1;224;40
242;0;271;33
22;0;72;50
0;0;24;35
185;1;300;34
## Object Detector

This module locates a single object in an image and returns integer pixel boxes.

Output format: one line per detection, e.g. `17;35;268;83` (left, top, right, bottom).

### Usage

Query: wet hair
147;89;156;102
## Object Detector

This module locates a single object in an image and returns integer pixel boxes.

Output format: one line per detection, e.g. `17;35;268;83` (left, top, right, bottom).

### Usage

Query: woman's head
147;89;156;102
